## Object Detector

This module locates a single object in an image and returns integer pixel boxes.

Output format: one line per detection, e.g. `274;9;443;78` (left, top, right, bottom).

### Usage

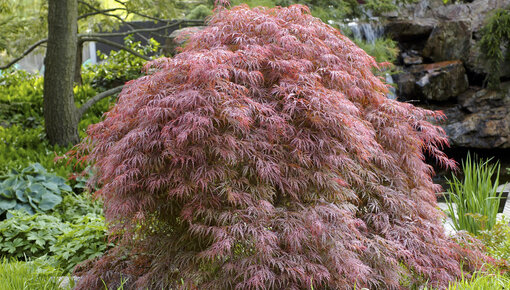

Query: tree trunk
44;0;80;146
74;39;83;85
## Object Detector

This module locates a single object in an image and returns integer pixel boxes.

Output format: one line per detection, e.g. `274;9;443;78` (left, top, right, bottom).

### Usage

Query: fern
479;8;510;89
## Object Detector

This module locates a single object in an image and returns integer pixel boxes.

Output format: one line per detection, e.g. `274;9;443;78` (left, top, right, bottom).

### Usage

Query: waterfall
346;20;384;44
385;73;397;100
342;19;395;99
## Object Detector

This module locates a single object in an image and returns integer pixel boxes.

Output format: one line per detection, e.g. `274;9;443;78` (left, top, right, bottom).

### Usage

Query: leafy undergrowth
0;191;109;273
0;257;71;290
446;268;510;290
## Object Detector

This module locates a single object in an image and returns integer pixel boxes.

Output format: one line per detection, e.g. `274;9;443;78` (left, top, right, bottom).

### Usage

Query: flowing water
346;20;384;44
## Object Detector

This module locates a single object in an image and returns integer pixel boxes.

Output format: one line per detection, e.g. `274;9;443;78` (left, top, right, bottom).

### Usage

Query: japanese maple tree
75;4;486;289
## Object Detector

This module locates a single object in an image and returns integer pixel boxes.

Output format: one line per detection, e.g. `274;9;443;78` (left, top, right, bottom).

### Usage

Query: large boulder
442;83;510;148
396;60;469;101
389;0;510;78
422;20;471;62
384;18;437;41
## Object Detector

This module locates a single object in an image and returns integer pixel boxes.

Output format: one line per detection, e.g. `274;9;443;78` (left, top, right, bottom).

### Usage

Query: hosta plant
74;4;488;289
0;163;71;217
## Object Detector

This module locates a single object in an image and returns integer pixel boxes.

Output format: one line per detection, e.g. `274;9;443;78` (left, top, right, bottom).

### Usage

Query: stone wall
385;0;510;149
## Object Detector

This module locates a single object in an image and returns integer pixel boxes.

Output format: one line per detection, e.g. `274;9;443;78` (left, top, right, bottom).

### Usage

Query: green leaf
38;192;62;211
35;174;46;181
11;179;26;191
15;189;27;202
49;176;66;185
59;183;72;192
0;188;14;199
42;181;60;193
0;198;16;210
27;184;46;202
2;176;17;187
14;203;34;215
27;196;38;209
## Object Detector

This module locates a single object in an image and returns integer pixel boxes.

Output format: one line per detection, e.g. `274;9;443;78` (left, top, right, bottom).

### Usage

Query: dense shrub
0;69;43;128
478;217;510;261
0;126;71;176
75;4;487;289
0;211;68;260
81;36;159;91
0;193;108;272
0;66;116;176
49;213;110;273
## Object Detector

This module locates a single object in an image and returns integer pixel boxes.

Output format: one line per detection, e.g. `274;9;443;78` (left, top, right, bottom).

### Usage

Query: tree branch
78;21;186;38
78;7;126;20
0;39;47;70
80;36;152;60
78;0;149;42
78;85;124;118
113;0;169;23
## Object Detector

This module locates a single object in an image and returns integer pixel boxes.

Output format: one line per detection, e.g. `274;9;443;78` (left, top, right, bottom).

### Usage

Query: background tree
0;0;204;146
43;0;80;145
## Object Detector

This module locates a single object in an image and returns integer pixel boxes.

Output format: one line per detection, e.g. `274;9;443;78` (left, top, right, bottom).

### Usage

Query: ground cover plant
0;195;108;273
73;3;489;289
0;257;71;290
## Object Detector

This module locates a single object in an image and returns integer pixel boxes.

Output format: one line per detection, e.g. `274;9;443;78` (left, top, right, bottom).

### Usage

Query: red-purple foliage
74;4;487;289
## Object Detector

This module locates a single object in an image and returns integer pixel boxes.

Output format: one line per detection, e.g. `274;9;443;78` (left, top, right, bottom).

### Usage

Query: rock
397;0;510;32
384;18;437;41
422;20;471;62
58;276;80;288
466;40;510;79
396;60;468;101
401;50;423;65
441;83;510;148
389;0;510;78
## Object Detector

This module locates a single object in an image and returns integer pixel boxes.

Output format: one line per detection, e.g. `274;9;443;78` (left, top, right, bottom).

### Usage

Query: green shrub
49;213;110;273
0;211;69;259
53;192;103;223
0;69;43;128
445;154;503;235
186;4;212;19
478;217;510;261
82;36;159;91
0;257;70;290
353;37;399;64
0;189;108;272
0;163;72;217
0;208;109;273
